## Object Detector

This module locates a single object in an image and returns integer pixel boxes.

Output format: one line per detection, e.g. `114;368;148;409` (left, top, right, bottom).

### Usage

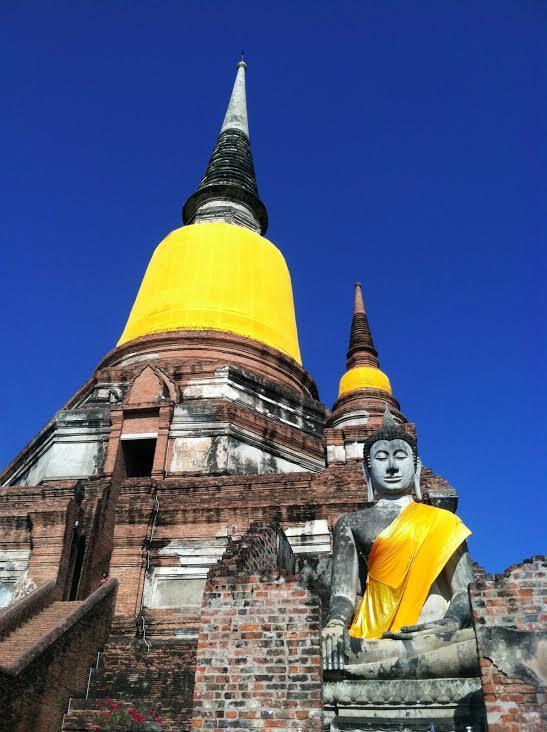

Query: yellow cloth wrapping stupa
349;502;471;639
338;365;392;397
118;222;302;363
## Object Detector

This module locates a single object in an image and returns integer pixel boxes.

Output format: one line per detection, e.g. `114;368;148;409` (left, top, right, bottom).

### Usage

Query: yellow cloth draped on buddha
349;502;471;640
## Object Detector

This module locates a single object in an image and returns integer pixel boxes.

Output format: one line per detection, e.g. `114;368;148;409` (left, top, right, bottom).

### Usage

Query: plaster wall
170;435;227;473
284;519;331;554
143;571;207;610
192;198;261;233
331;410;370;428
169;422;321;474
5;410;109;486
167;366;324;475
182;366;323;436
225;436;310;474
327;439;367;463
0;549;31;608
44;439;105;480
143;537;229;610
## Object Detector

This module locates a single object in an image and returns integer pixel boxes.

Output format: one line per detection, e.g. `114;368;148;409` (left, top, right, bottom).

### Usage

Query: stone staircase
0;580;118;732
62;610;198;731
0;600;83;669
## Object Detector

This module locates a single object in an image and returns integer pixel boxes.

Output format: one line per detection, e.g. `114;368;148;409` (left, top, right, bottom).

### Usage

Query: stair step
88;667;195;697
63;699;190;732
0;600;84;663
62;610;197;732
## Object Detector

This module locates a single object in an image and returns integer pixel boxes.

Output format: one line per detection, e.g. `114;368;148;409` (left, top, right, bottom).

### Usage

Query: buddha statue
322;408;479;679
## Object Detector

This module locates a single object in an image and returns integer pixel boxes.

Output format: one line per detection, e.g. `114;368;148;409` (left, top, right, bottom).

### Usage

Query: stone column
151;404;173;478
103;407;123;478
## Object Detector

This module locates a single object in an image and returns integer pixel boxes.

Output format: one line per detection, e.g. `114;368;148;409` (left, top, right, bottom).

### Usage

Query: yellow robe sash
349;502;471;640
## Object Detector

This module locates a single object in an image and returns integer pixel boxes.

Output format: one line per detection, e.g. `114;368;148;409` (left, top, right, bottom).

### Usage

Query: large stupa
0;61;544;732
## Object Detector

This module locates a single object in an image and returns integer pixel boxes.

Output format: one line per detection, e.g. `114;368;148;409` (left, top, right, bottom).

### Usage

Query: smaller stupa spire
353;281;366;314
346;283;379;369
336;282;392;400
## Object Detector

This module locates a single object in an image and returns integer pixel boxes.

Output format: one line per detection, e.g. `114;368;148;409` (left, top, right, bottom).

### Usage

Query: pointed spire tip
220;56;249;137
353;281;366;315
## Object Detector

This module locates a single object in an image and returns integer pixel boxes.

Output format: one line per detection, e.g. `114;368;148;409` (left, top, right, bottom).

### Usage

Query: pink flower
128;708;146;722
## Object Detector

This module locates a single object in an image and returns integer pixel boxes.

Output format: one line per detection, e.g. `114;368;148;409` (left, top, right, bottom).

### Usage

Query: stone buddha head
362;407;421;502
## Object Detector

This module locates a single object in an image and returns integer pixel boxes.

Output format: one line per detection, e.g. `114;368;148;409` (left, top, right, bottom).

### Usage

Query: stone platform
323;677;485;731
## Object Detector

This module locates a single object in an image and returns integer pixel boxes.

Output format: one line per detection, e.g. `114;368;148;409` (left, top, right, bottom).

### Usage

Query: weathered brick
190;523;322;729
471;557;546;729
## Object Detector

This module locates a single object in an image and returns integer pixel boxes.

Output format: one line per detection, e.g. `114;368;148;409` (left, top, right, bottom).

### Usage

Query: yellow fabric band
338;366;392;397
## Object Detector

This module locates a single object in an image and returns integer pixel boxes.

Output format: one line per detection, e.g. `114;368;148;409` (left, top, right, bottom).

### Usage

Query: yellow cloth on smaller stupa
349;502;471;640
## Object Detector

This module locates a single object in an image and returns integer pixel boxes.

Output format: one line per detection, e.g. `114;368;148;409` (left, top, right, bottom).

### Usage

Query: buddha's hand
321;623;346;671
382;617;459;640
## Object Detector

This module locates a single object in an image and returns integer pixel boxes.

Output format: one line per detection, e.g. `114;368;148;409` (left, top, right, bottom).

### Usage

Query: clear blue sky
1;2;545;572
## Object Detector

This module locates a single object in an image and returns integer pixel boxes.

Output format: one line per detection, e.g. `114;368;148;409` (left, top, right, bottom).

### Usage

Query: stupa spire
182;59;268;234
346;282;379;369
337;282;392;399
220;59;249;136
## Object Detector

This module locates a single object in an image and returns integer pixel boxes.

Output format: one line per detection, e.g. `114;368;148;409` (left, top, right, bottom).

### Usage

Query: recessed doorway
121;437;157;477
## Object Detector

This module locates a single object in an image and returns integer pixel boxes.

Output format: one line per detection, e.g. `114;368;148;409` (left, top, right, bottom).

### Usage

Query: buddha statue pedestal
323;677;485;731
323;627;485;730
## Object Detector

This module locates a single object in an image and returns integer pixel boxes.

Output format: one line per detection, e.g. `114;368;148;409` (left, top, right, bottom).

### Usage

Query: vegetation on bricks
87;697;163;731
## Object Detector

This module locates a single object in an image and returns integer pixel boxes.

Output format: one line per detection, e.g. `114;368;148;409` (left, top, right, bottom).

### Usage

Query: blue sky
1;1;545;571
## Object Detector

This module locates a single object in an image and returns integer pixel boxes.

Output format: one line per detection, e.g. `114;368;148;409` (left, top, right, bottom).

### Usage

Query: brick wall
470;556;546;731
191;523;323;730
102;461;455;620
0;579;117;732
77;467;124;600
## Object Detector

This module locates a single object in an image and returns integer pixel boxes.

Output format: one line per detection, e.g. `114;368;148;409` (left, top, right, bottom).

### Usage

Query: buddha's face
368;438;416;495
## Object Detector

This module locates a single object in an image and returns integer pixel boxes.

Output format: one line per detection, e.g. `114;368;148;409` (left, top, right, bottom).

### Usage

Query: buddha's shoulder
335;502;414;532
334;506;375;529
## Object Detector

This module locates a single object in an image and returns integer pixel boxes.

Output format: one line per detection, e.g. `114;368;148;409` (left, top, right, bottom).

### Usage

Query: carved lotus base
323;677;486;731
